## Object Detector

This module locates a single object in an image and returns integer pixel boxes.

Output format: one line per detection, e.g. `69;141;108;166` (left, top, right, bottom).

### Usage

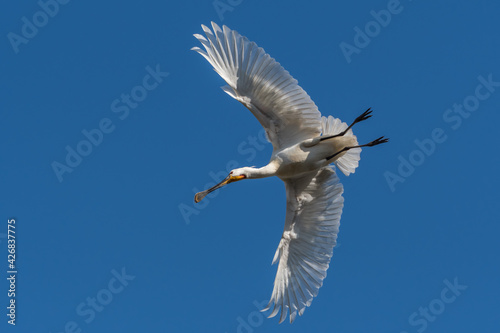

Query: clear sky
1;0;499;332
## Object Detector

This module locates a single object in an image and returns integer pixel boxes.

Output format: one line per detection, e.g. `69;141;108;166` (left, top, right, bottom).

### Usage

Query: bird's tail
321;116;361;176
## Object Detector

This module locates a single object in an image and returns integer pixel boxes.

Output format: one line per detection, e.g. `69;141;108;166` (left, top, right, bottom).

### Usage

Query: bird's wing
263;166;344;323
192;22;322;150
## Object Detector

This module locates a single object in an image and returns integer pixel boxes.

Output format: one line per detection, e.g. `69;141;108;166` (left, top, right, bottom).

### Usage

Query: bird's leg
325;136;389;161
320;108;373;141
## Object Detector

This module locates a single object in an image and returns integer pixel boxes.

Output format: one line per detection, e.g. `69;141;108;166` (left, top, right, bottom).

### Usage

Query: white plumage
266;166;343;323
321;116;362;176
192;22;387;323
192;22;321;150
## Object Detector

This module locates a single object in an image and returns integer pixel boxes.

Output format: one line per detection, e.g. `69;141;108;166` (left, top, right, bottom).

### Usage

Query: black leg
325;136;389;161
320;108;373;141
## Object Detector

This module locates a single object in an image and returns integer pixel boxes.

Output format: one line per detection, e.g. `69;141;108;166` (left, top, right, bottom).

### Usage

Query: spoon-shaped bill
194;190;209;203
194;174;231;203
194;173;245;203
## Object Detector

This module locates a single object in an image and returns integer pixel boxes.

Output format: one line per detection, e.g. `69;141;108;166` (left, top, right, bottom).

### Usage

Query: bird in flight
192;22;388;323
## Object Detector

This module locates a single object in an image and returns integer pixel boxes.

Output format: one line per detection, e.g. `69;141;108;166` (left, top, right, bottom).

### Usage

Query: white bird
192;22;388;323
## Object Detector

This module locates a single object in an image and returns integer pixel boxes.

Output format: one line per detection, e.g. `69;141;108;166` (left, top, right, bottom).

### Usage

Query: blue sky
1;0;499;332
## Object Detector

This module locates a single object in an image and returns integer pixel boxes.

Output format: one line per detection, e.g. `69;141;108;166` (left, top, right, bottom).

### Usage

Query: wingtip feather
211;21;222;34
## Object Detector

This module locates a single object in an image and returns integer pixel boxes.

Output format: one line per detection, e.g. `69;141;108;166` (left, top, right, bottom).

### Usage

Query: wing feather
192;22;322;150
263;166;344;323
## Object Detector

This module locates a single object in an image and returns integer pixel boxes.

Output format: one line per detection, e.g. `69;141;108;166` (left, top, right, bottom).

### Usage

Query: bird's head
229;167;255;179
194;168;249;203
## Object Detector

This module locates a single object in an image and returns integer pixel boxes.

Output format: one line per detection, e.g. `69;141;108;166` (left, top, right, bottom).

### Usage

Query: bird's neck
247;162;278;179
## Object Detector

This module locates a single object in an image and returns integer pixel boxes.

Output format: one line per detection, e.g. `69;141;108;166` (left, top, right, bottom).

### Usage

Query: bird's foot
321;108;374;142
352;108;373;125
325;136;389;161
360;136;389;147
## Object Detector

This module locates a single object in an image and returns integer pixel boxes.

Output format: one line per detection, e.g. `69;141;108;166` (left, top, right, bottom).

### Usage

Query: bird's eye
229;171;233;175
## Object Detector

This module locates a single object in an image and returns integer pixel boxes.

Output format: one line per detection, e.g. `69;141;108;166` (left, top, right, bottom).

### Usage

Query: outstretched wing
263;166;344;323
192;22;322;150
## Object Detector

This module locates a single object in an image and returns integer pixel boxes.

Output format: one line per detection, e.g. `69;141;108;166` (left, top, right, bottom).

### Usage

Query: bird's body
192;22;387;323
274;135;358;179
239;134;358;181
